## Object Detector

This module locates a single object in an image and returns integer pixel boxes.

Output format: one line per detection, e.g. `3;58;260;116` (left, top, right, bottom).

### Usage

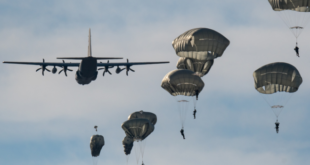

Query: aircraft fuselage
75;57;98;85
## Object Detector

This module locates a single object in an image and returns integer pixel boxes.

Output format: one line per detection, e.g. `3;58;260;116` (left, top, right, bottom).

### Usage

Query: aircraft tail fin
88;28;92;57
56;29;123;60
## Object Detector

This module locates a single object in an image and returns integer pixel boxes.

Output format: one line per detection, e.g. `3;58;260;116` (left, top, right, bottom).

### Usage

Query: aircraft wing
97;61;170;67
3;61;80;67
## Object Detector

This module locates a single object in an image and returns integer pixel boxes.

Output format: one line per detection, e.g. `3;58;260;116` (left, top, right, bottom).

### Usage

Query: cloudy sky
1;0;310;165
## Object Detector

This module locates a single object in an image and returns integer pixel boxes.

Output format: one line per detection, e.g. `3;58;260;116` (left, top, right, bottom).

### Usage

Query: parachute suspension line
126;155;129;165
268;92;294;118
291;11;303;38
138;140;147;162
260;93;272;107
92;157;98;165
134;142;140;165
303;11;310;29
271;106;283;118
272;110;278;118
277;10;310;39
286;11;300;38
277;11;291;28
300;13;310;38
278;11;296;37
177;99;189;128
298;10;310;30
280;92;294;108
178;100;183;127
192;96;197;109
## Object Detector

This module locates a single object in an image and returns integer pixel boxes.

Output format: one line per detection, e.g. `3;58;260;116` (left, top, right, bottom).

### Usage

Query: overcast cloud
0;0;310;165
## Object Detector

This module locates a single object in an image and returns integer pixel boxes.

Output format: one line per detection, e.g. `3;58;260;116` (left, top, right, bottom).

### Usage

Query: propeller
125;59;135;76
36;59;50;76
98;60;114;76
58;60;73;76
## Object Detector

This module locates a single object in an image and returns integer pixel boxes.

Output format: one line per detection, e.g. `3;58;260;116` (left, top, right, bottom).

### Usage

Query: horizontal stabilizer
57;57;123;60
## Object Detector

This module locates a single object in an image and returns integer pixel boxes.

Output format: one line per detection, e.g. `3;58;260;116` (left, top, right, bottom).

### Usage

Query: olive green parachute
122;136;134;155
161;69;204;129
172;28;230;60
161;69;204;99
268;0;310;11
128;110;157;125
177;57;214;77
90;135;105;157
268;0;310;39
253;62;303;94
122;116;155;164
121;118;154;141
254;62;303;123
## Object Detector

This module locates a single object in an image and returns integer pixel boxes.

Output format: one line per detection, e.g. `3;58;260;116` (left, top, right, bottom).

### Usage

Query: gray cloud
1;0;310;165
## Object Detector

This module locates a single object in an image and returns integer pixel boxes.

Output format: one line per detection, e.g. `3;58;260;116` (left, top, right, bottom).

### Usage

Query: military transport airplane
3;29;169;85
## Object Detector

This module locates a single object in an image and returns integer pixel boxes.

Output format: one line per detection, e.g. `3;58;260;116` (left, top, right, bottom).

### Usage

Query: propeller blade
127;59;129;63
121;68;125;71
98;68;104;70
107;70;112;75
42;70;44;76
65;70;67;77
59;69;63;74
103;71;105;76
126;70;128;76
43;59;45;63
68;69;73;71
45;68;51;72
36;68;42;72
129;68;135;72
